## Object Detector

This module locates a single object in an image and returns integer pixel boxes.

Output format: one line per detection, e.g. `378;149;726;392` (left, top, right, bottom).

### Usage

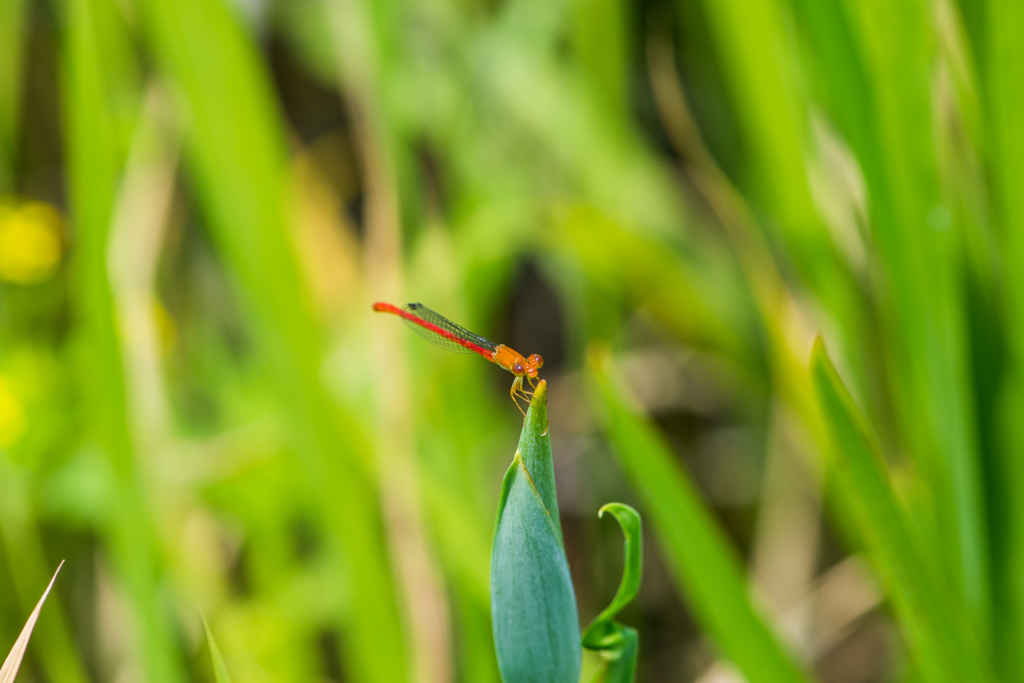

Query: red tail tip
372;301;398;313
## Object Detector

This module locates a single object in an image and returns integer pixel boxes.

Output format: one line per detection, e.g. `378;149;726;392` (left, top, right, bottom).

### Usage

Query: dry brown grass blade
0;560;64;683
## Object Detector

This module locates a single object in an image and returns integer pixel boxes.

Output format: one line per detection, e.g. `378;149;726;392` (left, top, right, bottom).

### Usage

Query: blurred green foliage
0;0;1021;680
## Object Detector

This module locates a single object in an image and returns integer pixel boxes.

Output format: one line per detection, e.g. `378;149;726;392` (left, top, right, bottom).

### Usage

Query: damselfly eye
527;354;543;370
512;362;525;375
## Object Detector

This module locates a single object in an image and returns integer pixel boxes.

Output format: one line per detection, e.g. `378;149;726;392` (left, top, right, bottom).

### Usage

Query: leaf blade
810;338;995;683
200;612;233;683
581;503;642;650
582;503;642;683
0;561;63;683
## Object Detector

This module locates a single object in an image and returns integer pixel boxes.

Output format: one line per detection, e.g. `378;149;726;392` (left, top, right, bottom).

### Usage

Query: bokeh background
0;0;1020;680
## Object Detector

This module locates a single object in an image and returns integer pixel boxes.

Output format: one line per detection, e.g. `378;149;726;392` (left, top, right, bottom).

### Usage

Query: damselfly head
525;354;543;378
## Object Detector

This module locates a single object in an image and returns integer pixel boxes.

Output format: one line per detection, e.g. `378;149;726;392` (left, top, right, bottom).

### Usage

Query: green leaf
810;338;995;683
582;503;641;647
200;611;233;683
491;381;581;683
581;503;642;683
588;348;812;683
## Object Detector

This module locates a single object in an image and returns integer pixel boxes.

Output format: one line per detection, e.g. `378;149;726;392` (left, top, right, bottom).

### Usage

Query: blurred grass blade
810;338;995;683
587;347;812;683
581;503;642;683
840;0;988;632
0;0;28;190
571;0;628;110
491;381;581;683
200;611;233;683
135;0;408;679
690;0;864;358
986;1;1024;679
61;0;185;680
0;561;63;683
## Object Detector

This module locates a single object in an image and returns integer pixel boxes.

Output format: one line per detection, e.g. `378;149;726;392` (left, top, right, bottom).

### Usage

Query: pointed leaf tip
200;609;234;683
1;561;64;683
517;378;560;544
532;379;547;403
809;335;830;368
525;380;548;431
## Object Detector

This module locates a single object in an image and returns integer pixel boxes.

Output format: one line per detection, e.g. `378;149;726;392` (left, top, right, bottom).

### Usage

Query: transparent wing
402;303;498;356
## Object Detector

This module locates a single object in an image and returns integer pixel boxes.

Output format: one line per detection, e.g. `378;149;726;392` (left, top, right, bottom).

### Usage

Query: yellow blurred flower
0;200;63;284
0;377;26;448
